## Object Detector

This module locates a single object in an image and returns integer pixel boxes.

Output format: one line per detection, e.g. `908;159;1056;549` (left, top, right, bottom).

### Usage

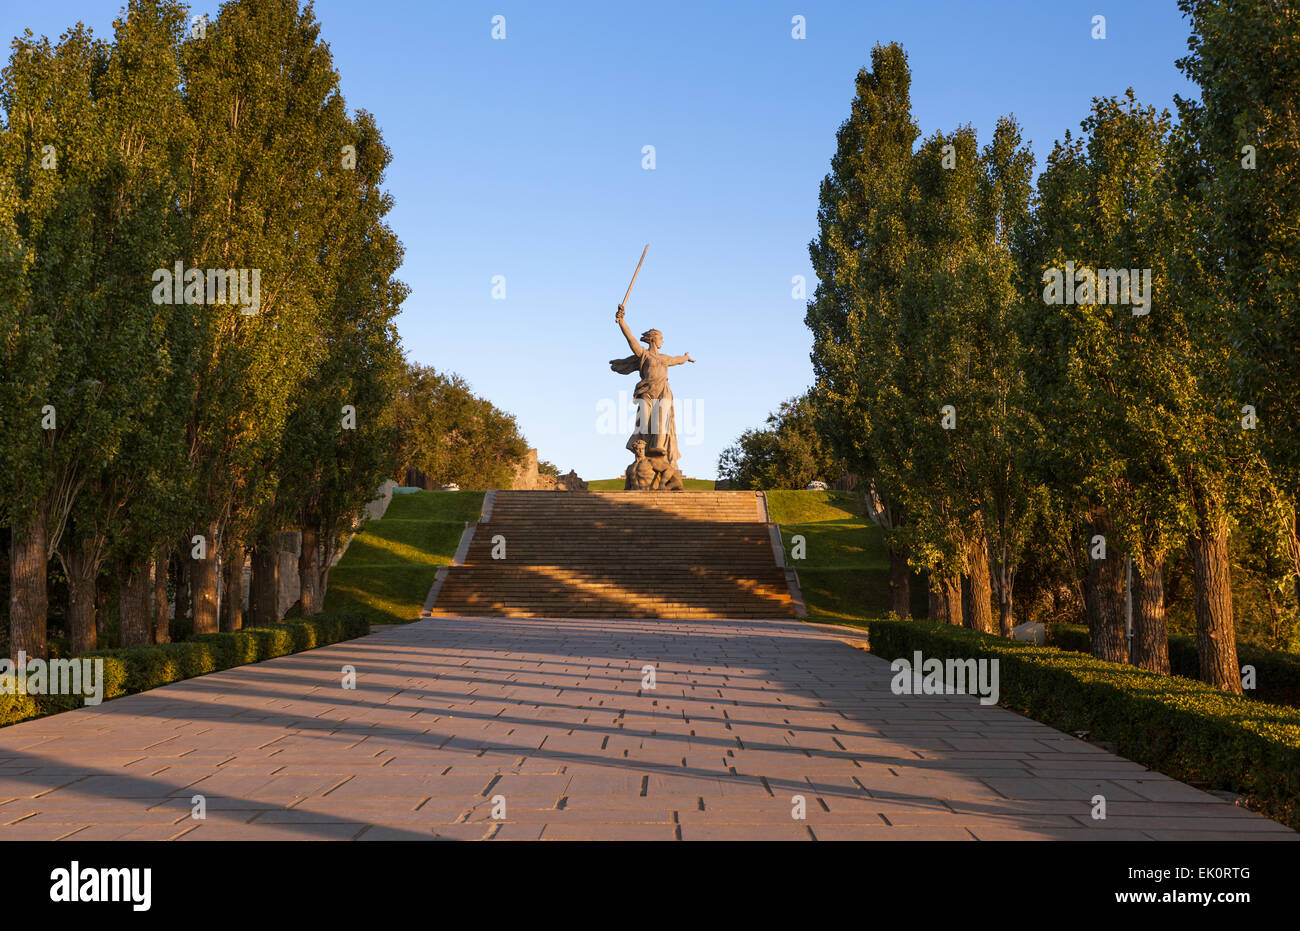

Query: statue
650;451;684;491
624;439;655;490
610;302;694;486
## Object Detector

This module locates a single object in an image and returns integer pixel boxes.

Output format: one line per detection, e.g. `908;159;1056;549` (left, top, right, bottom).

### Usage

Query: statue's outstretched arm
616;305;643;357
666;352;695;366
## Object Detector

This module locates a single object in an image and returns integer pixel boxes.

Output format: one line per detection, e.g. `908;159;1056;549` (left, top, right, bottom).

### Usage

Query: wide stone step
431;562;796;618
463;535;777;563
435;609;784;614
486;492;765;522
426;490;797;618
472;523;771;532
487;512;762;523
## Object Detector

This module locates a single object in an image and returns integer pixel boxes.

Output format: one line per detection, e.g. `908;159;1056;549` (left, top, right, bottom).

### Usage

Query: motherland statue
607;248;695;490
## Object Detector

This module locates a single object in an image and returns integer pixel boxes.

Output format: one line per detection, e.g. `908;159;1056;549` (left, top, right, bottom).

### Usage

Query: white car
805;480;828;491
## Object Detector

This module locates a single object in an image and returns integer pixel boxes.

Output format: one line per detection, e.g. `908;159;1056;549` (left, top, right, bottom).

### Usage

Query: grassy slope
323;491;483;624
766;490;926;623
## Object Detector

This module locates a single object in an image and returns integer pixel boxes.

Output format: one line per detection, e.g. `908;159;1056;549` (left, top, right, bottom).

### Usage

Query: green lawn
766;490;925;623
586;477;717;490
323;491;483;624
764;489;865;524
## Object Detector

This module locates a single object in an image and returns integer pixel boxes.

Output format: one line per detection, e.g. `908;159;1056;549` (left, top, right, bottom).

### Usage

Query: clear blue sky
5;1;1197;480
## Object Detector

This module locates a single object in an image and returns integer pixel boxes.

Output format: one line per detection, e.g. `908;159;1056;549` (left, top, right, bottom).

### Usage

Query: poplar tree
178;0;348;632
1078;94;1185;676
68;0;192;650
1021;91;1249;686
277;110;407;616
1021;125;1129;664
1176;0;1300;607
888;122;1035;637
0;25;109;660
1;0;409;654
893;126;993;632
806;42;920;618
973;117;1039;636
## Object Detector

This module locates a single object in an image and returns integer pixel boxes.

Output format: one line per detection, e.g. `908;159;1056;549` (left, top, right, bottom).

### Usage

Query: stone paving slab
0;615;1293;841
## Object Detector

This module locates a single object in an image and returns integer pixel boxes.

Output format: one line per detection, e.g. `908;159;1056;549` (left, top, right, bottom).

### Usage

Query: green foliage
0;0;412;658
805;43;1041;623
0;2;195;550
1049;622;1300;709
271;105;408;563
868;619;1300;829
1020;90;1254;570
805;42;918;540
804;33;1297;673
396;364;529;491
1176;0;1300;487
717;392;845;491
0;612;370;727
890;118;1039;595
177;0;374;555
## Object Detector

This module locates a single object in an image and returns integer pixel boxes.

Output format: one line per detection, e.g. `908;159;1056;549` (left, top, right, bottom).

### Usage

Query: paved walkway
0;617;1292;840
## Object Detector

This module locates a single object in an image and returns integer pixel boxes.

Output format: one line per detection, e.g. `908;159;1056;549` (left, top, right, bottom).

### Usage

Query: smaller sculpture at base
625;440;655;490
648;449;684;491
624;439;684;492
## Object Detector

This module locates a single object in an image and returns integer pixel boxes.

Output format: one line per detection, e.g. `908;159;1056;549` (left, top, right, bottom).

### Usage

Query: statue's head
632;439;647;455
640;329;663;350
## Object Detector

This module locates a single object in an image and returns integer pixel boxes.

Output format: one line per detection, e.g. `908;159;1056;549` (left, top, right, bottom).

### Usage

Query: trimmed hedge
1;612;370;728
1048;623;1300;708
869;619;1300;830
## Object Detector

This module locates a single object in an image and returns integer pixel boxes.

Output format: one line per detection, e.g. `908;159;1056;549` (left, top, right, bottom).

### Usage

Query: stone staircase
425;490;802;618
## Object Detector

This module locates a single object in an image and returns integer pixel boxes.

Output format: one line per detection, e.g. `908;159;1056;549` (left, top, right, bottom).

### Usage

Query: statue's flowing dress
628;349;677;466
610;342;681;469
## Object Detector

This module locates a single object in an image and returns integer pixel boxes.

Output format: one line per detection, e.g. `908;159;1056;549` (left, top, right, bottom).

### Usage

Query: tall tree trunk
117;555;152;647
62;533;100;655
222;538;244;632
996;580;1014;638
960;573;972;626
1187;509;1242;693
176;544;191;628
153;548;171;644
1132;554;1170;674
248;539;279;626
1266;588;1282;647
1287;500;1300;616
964;526;996;634
887;544;910;619
992;541;1015;637
9;508;49;661
96;573;112;645
942;575;962;624
191;521;220;635
929;574;962;624
1085;511;1129;663
987;530;1019;639
319;518;339;601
